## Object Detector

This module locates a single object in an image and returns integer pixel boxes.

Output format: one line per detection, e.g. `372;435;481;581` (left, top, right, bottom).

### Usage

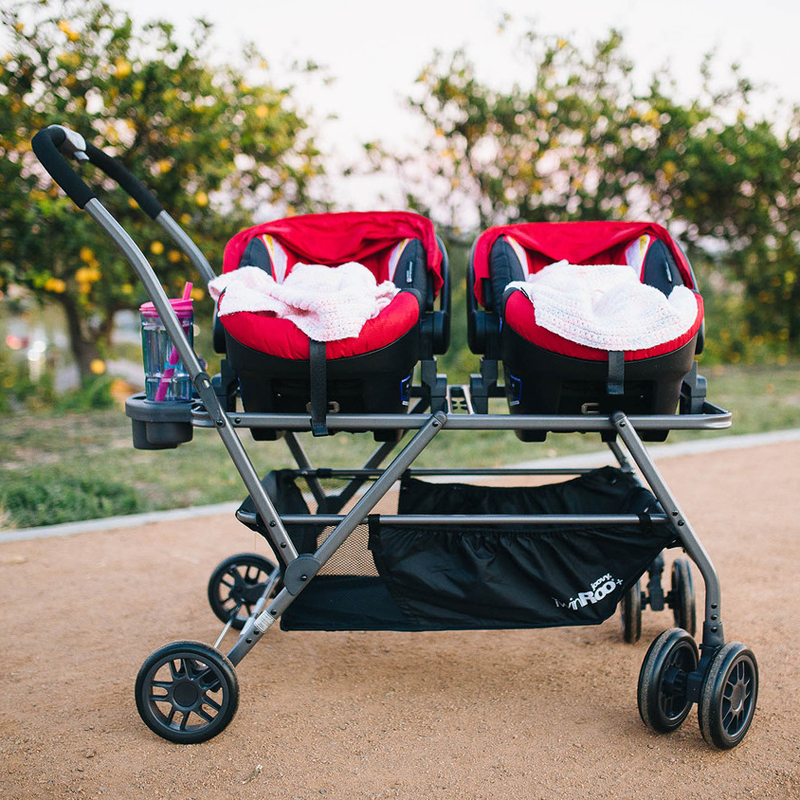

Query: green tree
622;70;800;359
376;28;800;358
0;0;326;379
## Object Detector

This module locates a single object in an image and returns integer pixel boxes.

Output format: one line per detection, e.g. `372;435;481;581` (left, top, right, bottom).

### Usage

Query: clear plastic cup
140;298;193;402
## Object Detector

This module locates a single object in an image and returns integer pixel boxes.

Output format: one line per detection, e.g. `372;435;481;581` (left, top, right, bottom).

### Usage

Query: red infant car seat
215;211;449;439
468;221;705;441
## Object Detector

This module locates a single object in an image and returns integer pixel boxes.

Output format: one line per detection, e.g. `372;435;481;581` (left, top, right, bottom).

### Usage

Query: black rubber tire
208;552;279;630
135;640;239;744
638;627;699;733
620;580;642;644
698;642;759;750
670;558;696;637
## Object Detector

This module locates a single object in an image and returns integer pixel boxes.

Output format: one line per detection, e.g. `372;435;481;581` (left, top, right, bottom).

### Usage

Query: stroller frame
31;125;758;751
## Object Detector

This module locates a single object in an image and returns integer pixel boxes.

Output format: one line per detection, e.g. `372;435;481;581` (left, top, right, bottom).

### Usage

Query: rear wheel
208;552;279;630
620;580;642;643
135;640;239;743
669;558;696;637
698;642;758;749
638;628;699;733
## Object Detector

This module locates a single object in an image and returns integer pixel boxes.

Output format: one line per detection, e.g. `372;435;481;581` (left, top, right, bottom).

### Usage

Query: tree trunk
59;294;103;383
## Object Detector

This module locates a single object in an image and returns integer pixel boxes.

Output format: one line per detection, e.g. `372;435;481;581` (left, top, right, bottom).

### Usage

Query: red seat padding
219;291;421;360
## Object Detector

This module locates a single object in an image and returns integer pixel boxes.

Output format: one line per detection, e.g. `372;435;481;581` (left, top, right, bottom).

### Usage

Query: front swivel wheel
135;640;239;743
698;642;758;749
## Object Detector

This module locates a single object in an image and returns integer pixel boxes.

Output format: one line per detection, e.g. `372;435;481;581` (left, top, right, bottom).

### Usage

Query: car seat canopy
223;210;444;292
472;220;697;307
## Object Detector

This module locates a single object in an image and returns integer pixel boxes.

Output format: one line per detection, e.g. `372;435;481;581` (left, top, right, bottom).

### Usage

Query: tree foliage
378;28;800;360
0;0;326;378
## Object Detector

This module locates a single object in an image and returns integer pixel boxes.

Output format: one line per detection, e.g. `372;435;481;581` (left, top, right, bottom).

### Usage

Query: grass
2;360;800;529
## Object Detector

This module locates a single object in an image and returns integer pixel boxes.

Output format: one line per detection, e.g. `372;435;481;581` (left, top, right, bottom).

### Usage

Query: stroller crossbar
31;124;759;751
294;466;600;477
186;404;732;432
242;512;672;527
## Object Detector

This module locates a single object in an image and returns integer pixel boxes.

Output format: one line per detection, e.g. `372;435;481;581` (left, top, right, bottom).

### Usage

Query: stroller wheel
135;640;239;744
669;558;696;637
620;580;642;643
638;627;698;733
698;642;758;749
208;552;280;630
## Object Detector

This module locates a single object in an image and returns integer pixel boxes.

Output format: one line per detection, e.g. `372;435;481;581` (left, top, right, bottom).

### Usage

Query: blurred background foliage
0;0;328;384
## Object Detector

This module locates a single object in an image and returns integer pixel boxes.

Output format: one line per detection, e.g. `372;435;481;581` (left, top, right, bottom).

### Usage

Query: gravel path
2;439;798;799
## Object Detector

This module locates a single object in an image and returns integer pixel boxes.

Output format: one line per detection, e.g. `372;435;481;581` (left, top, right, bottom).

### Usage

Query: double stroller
32;125;758;750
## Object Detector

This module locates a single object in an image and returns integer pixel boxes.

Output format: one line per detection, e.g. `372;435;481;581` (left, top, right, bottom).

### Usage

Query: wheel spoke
227;601;244;620
197;668;219;691
721;703;734;727
184;657;206;679
196;705;217;723
202;693;222;712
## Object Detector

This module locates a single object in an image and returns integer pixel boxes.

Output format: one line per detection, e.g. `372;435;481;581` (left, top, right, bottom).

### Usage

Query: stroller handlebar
32;125;164;220
32;125;95;209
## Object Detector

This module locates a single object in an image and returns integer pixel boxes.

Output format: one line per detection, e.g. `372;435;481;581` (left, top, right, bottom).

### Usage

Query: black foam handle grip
84;142;163;219
31;127;95;209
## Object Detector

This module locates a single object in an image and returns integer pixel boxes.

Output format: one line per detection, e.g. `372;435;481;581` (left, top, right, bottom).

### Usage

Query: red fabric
223;211;443;294
220;291;420;360
472;221;695;306
503;290;704;361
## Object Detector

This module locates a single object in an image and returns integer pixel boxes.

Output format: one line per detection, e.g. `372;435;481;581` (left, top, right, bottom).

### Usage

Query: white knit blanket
507;261;698;350
209;262;399;342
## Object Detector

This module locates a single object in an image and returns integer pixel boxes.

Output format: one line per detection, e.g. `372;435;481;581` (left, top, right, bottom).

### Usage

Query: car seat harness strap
309;339;329;436
607;350;625;396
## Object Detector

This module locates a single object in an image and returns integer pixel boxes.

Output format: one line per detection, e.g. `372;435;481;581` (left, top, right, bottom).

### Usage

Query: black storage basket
281;467;676;632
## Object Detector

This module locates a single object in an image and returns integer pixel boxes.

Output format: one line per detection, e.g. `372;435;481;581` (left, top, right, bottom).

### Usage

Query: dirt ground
2;438;799;799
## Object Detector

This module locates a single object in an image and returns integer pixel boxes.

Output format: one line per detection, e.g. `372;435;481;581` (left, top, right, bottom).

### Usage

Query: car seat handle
32;125;164;219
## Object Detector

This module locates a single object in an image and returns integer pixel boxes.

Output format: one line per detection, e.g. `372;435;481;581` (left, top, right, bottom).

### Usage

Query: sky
14;0;800;208
125;1;800;139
